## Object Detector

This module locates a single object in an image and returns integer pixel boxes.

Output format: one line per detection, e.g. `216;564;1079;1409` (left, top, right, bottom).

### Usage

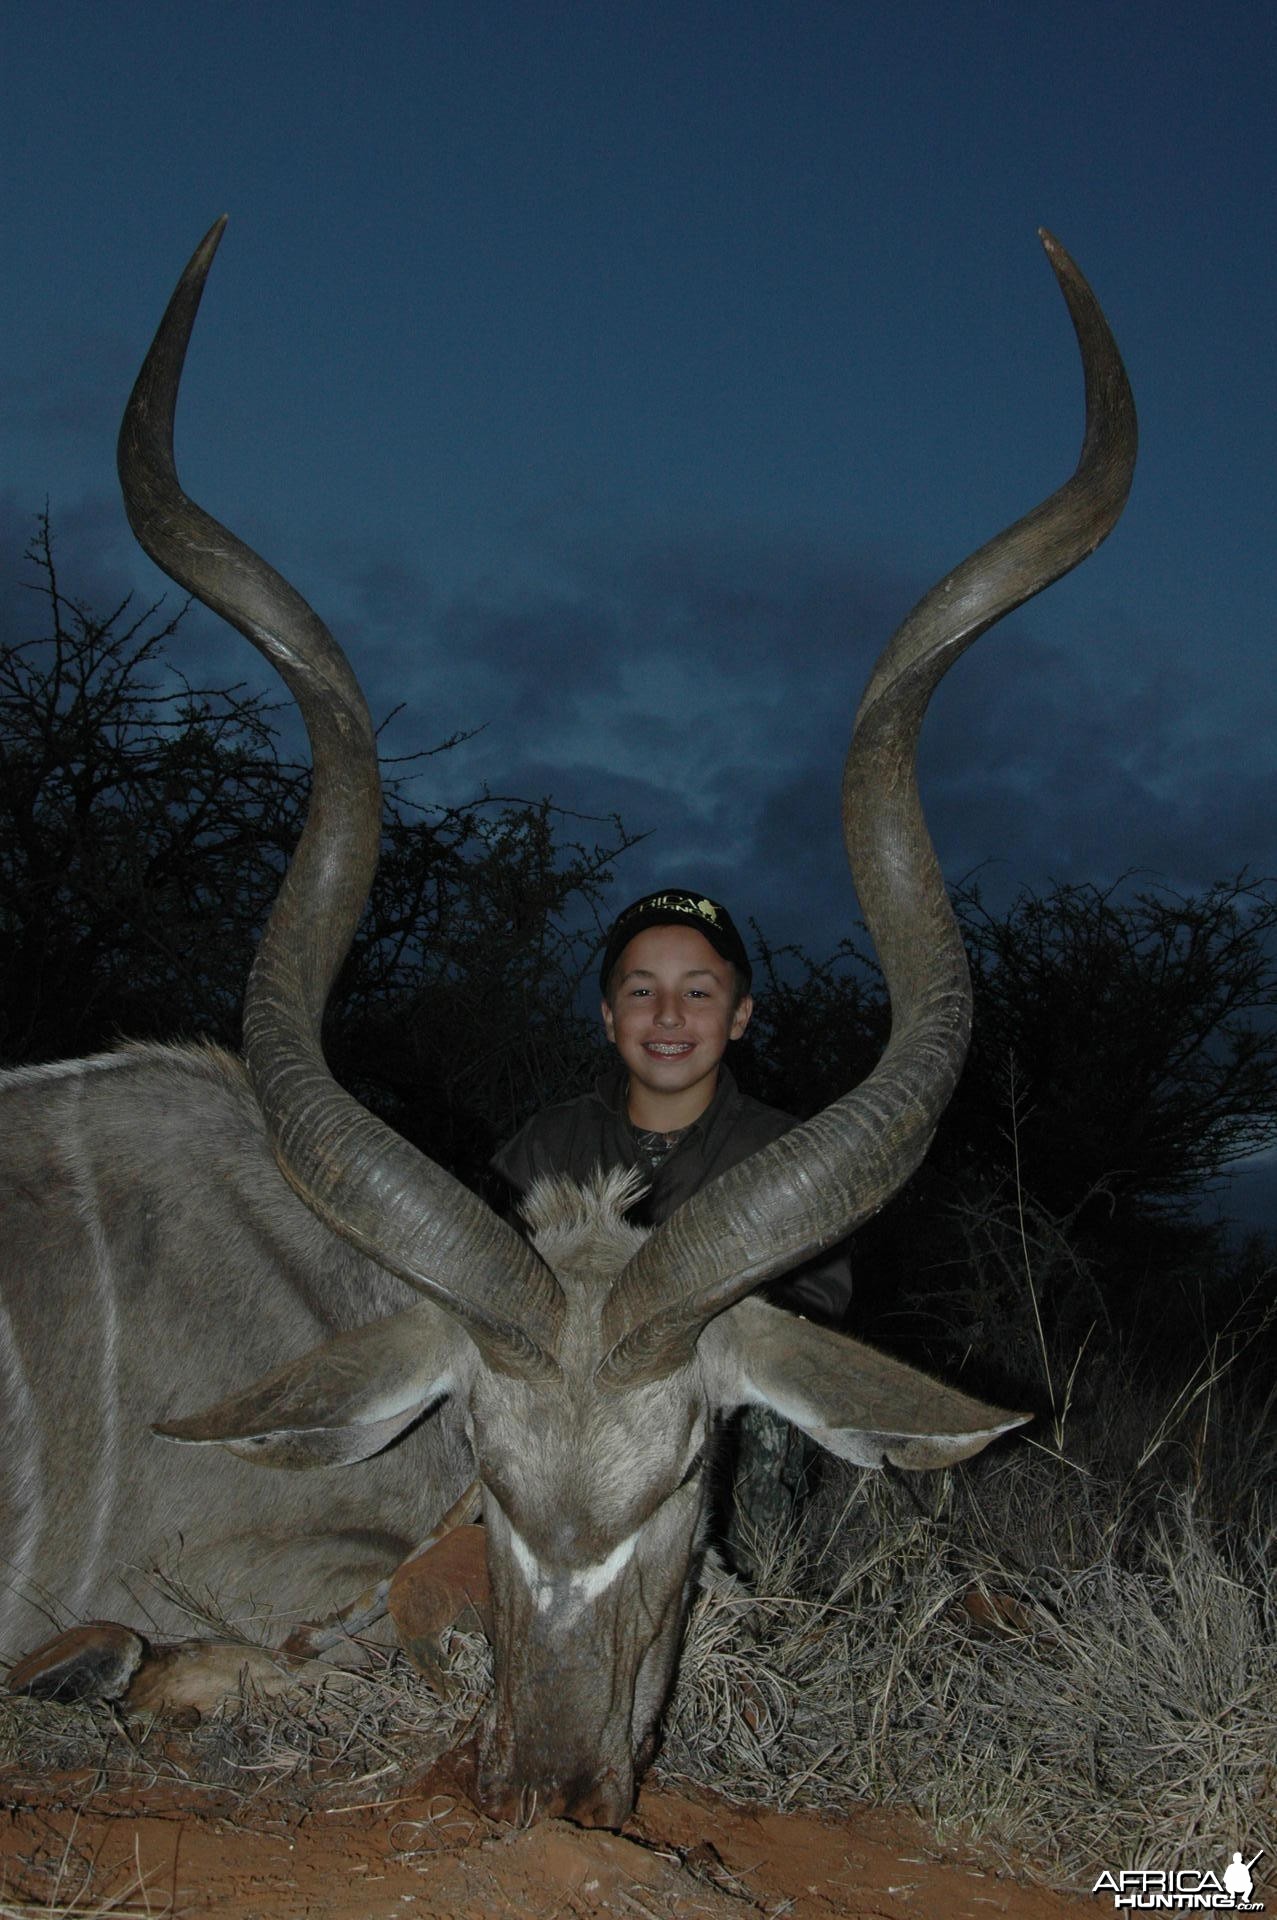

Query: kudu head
119;221;1135;1826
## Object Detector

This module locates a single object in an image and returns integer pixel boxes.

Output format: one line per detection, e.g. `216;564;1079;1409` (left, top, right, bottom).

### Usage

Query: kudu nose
479;1763;634;1830
561;1769;633;1829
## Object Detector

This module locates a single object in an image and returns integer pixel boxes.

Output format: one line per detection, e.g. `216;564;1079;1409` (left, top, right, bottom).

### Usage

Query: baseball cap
599;890;752;996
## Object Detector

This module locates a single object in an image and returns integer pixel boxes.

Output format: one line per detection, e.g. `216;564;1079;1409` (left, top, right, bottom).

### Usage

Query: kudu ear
700;1298;1029;1469
153;1300;476;1470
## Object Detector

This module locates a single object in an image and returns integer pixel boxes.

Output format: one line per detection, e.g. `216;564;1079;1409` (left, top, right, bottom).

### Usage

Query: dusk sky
2;4;1274;1210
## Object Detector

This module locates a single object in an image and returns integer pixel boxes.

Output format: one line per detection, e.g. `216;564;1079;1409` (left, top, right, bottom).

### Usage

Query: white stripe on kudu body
65;1078;122;1614
0;1292;42;1646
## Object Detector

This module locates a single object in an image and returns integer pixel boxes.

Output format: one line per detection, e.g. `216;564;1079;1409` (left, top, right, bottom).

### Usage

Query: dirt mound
0;1772;1083;1918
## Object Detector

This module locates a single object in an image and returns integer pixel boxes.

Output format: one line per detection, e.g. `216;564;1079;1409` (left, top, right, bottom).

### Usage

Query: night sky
2;3;1274;1210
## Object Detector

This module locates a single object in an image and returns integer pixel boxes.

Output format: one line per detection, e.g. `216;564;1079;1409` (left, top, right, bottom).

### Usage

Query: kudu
0;222;1135;1826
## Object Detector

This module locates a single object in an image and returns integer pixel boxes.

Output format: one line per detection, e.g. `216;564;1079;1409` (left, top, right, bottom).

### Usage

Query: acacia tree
955;877;1277;1226
0;514;304;1058
741;881;1277;1230
0;517;634;1186
736;878;1277;1356
733;935;885;1122
331;794;629;1190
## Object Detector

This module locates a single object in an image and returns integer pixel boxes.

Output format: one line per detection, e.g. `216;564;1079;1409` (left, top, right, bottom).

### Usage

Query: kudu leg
282;1480;486;1670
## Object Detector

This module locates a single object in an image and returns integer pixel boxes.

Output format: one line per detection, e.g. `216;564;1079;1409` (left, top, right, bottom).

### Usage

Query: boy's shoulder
698;1071;795;1168
492;1073;627;1195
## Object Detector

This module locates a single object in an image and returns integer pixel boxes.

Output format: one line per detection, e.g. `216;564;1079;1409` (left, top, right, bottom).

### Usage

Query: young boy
493;888;851;1323
494;889;851;1572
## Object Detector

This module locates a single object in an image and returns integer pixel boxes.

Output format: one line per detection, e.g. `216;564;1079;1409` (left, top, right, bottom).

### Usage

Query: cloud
5;489;1269;974
307;517;1277;964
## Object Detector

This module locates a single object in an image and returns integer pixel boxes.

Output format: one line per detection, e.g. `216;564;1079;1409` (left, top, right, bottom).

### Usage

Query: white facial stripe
571;1532;638;1603
508;1524;543;1593
507;1523;640;1616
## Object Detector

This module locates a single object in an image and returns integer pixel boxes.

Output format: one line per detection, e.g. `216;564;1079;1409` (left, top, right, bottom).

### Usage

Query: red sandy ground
0;1770;1086;1919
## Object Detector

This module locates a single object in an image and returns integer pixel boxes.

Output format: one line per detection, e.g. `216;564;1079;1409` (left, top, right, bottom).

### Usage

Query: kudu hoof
7;1621;146;1703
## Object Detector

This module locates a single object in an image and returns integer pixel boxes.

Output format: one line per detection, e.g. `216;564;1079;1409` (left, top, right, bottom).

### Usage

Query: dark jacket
492;1065;852;1322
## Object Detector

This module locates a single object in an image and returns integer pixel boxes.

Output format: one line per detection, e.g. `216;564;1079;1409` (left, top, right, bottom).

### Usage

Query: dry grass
659;1352;1277;1887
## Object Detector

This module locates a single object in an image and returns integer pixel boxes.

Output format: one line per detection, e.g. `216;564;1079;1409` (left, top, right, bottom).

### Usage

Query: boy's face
601;924;753;1118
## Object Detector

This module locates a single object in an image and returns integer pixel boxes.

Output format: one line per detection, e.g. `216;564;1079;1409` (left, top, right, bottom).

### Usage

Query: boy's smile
601;925;753;1131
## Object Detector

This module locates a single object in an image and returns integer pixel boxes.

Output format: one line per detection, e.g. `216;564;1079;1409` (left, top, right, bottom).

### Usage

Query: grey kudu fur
1;223;1135;1825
